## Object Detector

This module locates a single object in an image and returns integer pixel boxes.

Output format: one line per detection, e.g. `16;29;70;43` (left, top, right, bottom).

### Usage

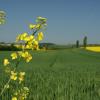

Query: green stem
0;57;21;97
32;28;40;35
32;22;44;35
0;78;11;97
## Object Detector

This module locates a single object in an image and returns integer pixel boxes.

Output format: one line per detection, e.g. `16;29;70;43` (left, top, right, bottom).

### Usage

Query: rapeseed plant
0;16;47;100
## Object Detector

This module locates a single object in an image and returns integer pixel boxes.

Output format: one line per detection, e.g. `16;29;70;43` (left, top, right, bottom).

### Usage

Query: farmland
0;48;100;100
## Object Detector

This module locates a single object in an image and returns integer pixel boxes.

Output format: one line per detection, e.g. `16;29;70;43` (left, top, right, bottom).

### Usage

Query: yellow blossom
33;40;39;50
20;33;28;40
29;35;34;40
25;45;30;49
35;24;41;29
19;72;25;83
18;51;32;62
12;97;17;100
24;37;30;42
16;34;21;42
10;71;17;80
29;24;36;29
25;44;33;49
26;55;32;62
11;52;18;60
22;32;28;37
16;33;28;41
23;35;34;42
22;51;32;62
4;59;10;66
21;51;28;58
37;32;43;41
34;40;38;45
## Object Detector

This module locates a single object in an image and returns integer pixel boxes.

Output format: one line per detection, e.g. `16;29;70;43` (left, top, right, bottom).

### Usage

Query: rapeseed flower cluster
16;31;44;50
10;71;25;82
10;71;17;80
4;59;10;66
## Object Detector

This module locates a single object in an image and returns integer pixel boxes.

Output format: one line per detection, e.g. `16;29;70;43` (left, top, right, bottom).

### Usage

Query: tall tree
83;36;87;48
76;40;79;48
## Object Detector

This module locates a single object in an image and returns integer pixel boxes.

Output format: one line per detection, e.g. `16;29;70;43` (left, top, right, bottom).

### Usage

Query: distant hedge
0;45;21;51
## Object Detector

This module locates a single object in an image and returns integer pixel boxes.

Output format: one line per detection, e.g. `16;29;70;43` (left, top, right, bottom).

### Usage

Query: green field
0;48;100;100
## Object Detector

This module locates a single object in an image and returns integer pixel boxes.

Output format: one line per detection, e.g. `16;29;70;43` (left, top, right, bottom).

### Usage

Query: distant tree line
76;36;88;48
0;43;21;51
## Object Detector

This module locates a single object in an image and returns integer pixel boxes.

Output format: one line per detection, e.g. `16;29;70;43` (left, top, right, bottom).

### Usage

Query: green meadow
0;48;100;100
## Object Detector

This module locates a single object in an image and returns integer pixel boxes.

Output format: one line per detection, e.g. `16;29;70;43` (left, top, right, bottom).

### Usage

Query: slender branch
0;78;11;97
32;27;40;35
0;57;21;97
32;22;44;35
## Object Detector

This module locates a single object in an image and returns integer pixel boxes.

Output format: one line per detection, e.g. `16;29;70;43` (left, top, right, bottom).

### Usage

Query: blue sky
0;0;100;44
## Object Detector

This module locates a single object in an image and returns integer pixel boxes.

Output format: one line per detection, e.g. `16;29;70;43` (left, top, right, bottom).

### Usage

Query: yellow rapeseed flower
25;44;30;49
35;24;41;29
19;72;25;83
37;32;43;41
33;40;39;50
25;44;33;49
21;51;28;58
34;40;38;45
20;33;28;40
23;51;32;62
16;34;21;42
12;97;17;100
22;32;28;37
11;52;18;60
4;59;10;66
29;24;36;29
26;55;32;63
29;35;34;40
24;35;34;42
18;51;32;62
10;71;17;80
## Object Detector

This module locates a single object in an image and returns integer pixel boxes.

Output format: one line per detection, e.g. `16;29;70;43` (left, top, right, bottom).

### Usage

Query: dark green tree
83;36;87;48
76;40;79;48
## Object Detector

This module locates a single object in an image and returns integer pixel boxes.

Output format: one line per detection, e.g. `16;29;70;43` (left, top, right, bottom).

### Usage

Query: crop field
0;48;100;100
